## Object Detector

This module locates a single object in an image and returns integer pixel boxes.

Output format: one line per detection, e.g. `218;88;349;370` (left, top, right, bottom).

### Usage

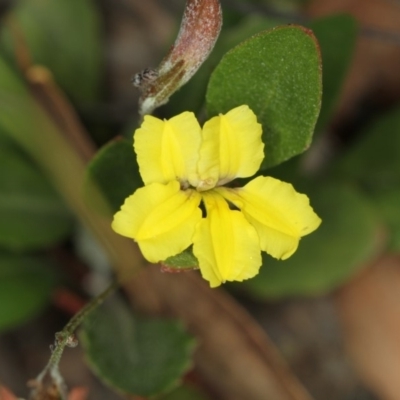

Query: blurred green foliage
0;255;56;330
0;0;102;105
335;107;400;251
0;138;72;251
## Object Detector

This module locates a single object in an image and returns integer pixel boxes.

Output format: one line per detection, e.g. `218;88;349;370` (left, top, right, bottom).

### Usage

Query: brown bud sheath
136;0;222;116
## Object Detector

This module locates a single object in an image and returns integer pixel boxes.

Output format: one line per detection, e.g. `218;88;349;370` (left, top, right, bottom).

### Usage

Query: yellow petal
134;112;201;185
112;181;202;262
218;176;321;260
193;191;262;288
195;105;264;190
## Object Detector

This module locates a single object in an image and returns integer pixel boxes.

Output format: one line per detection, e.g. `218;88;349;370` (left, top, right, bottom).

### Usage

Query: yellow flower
112;105;321;288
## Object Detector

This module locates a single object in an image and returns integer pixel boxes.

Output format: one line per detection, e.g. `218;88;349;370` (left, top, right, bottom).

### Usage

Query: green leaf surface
0;0;102;104
0;141;72;251
334;106;400;251
310;14;357;133
162;247;199;271
80;296;196;397
370;189;400;252
206;25;322;169
164;15;285;115
334;106;400;253
160;384;209;400
241;183;381;298
85;139;142;214
167;13;354;135
220;16;287;52
335;107;400;192
0;254;56;331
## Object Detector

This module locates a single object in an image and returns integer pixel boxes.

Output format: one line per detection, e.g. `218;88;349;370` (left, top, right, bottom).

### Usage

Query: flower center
196;177;217;192
182;175;220;192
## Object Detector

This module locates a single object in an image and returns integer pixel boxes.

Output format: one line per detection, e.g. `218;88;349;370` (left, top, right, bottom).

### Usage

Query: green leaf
206;25;322;169
335;107;400;192
0;0;102;104
160;384;210;400
80;296;196;397
167;13;355;128
334;105;400;252
219;16;287;52
0;141;72;251
84;139;142;214
162;247;199;271
0;254;56;331
164;15;285;115
310;14;357;133
241;183;381;299
370;189;400;252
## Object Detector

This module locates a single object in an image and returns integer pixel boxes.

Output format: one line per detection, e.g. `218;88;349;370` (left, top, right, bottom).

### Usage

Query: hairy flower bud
136;0;222;116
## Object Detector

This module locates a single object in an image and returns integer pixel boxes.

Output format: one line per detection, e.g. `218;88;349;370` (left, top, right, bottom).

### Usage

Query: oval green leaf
241;183;381;298
80;296;196;397
206;25;322;169
0;254;56;331
0;140;72;251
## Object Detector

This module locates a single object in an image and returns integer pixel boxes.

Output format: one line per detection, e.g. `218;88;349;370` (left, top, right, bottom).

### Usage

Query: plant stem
32;281;119;400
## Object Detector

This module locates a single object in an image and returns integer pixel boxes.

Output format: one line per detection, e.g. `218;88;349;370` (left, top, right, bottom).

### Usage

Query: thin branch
29;282;119;400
